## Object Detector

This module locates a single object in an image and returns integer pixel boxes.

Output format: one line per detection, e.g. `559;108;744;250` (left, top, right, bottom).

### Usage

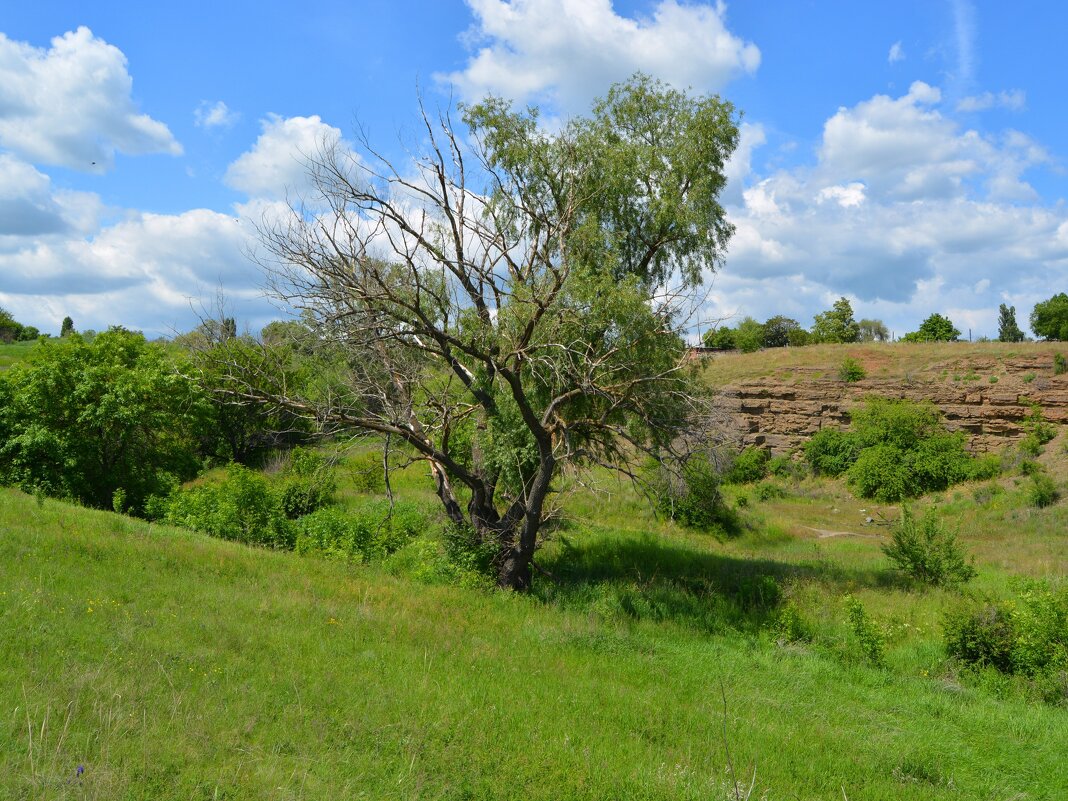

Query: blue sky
1;1;1066;339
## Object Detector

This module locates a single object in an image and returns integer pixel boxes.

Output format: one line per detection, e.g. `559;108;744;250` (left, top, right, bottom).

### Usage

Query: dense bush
1019;405;1056;457
838;357;866;382
944;580;1068;700
882;507;976;587
804;428;860;477
651;454;738;534
349;450;386;493
294;501;427;562
1028;474;1059;508
803;398;997;501
723;446;770;484
277;448;337;519
767;454;805;480
0;328;209;513
161;465;294;548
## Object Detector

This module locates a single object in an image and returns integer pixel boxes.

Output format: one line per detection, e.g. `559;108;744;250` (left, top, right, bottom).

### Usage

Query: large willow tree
240;74;738;589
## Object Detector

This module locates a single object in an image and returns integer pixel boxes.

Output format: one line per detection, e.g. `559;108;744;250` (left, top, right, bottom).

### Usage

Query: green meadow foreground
4;459;1068;800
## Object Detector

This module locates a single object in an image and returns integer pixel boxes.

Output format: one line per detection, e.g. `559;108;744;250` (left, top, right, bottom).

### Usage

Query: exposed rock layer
716;355;1068;454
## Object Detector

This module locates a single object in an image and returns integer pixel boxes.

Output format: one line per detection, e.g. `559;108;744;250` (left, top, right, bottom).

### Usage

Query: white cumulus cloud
956;90;1026;113
224;114;344;199
440;0;760;113
195;100;240;129
710;82;1068;339
0;27;181;172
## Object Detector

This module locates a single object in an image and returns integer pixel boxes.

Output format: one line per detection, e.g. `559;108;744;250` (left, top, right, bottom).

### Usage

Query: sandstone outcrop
714;355;1068;454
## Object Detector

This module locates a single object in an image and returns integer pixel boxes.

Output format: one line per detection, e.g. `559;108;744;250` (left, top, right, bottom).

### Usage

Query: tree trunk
496;545;533;591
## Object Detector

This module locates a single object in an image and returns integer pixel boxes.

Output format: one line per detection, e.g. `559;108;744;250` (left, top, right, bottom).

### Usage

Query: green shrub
969;453;1002;481
846;445;915;502
1055;353;1067;375
349;450;385;493
767;454;804;480
845;595;885;666
944;603;1017;673
164;465;293;548
807;398;997;501
1028;474;1059;508
850;397;942;450
294;500;427;561
804;428;860;477
277;448;337;519
755;482;787;501
723;446;770;484
838;357;866;382
651;454;740;534
944;580;1068;699
773;602;812;643
1019;459;1041;476
882;507;976;587
1019;406;1055;457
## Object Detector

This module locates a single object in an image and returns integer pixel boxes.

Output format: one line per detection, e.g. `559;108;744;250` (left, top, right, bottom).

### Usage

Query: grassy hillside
0;340;37;371
4;481;1068;800
699;340;1067;387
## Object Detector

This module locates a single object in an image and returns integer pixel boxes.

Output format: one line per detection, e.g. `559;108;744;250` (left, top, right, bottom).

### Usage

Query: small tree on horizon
1030;293;1068;340
903;313;960;343
762;315;803;348
997;304;1026;342
60;316;75;338
811;297;860;343
858;318;889;342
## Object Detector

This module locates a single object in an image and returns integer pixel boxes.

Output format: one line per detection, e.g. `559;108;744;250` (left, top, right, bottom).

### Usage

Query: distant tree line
0;308;42;343
701;292;1068;351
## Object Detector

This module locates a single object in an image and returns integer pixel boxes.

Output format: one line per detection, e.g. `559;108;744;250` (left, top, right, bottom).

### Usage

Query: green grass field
0;340;38;371
4;430;1068;801
698;340;1067;387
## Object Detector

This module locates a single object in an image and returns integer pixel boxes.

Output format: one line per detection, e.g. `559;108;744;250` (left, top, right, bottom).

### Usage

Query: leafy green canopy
998;303;1026;343
0;328;208;512
902;312;960;342
804;397;998;502
0;307;40;343
467;74;737;289
811;297;859;344
1030;292;1068;340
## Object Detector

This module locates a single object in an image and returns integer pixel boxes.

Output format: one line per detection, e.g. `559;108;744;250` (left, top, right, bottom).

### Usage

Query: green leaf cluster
0;307;40;343
0;328;208;512
1030;292;1068;340
811;297;860;344
944;580;1068;700
902;313;960;343
803;397;998;501
882;507;976;587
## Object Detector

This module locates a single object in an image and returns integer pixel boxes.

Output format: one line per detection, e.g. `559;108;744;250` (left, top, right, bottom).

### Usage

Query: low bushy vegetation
295;500;427;562
0;328;208;513
159;464;295;548
803;397;1000;501
945;580;1068;702
650;454;739;535
722;446;770;484
882;507;976;587
838;357;866;382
